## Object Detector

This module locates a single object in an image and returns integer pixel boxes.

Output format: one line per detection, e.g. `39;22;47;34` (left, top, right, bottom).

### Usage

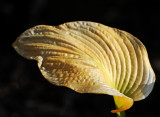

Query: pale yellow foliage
12;21;155;112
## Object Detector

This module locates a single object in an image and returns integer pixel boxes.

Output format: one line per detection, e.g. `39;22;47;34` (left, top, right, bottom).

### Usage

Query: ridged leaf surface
12;21;155;112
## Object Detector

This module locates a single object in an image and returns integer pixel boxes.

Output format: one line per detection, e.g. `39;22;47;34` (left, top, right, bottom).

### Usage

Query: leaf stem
113;96;126;117
116;111;125;117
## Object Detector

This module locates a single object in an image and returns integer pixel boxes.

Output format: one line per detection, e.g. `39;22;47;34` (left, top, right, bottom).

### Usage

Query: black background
1;0;160;117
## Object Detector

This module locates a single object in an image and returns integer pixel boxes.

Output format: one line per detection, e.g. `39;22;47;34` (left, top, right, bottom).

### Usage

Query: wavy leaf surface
12;21;155;113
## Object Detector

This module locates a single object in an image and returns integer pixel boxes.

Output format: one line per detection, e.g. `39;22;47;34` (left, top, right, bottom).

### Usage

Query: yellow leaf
12;21;155;113
111;96;133;113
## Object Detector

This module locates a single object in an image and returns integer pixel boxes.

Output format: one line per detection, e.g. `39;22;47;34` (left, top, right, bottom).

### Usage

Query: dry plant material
12;21;155;113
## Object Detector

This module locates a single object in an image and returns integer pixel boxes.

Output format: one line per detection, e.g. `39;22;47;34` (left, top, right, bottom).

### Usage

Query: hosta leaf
12;21;155;113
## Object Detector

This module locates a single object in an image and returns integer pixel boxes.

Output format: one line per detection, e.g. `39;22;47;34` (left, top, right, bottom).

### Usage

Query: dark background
1;0;160;117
